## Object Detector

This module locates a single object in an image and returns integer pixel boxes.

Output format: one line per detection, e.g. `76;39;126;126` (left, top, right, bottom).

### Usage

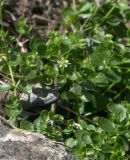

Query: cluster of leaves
1;0;130;159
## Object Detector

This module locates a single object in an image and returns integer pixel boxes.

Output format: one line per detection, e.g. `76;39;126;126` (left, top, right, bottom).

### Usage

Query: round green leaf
107;15;120;26
5;106;22;117
29;37;43;51
0;83;12;93
53;114;64;121
20;120;34;131
79;2;93;13
25;70;37;80
40;110;50;122
107;103;126;122
116;135;129;152
65;138;77;148
37;43;47;57
98;117;115;133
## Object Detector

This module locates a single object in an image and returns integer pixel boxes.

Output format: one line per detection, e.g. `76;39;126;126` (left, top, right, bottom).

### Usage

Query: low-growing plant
0;0;130;159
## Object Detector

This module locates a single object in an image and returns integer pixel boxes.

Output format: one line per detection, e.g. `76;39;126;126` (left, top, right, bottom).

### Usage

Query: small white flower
74;123;83;130
57;57;70;68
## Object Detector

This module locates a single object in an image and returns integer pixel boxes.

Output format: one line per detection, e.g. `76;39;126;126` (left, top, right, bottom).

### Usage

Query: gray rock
0;123;78;160
20;87;59;109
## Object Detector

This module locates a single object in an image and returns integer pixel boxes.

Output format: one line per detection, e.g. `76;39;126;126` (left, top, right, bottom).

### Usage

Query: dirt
3;0;85;39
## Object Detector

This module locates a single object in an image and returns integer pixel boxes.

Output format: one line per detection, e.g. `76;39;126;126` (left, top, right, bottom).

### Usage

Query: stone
0;123;78;160
20;87;59;109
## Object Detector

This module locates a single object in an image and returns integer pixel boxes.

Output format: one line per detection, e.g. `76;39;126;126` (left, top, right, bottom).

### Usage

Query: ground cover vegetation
0;0;130;159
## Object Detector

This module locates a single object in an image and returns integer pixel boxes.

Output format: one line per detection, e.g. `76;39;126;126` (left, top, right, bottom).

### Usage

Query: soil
3;0;85;39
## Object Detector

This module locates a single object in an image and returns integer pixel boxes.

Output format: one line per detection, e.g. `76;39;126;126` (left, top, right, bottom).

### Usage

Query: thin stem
59;104;99;127
8;65;15;87
0;71;11;81
16;79;21;88
0;0;4;30
80;5;96;31
8;65;17;96
113;87;126;100
103;5;116;20
102;82;115;96
51;78;58;113
0;115;17;129
72;0;76;12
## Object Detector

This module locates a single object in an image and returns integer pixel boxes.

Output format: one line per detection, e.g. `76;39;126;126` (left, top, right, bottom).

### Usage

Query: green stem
113;87;126;100
103;5;116;20
8;65;17;96
51;77;58;113
102;82;115;96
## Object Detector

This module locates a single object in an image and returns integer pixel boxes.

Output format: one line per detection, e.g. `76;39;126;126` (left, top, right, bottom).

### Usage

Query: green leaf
53;114;64;121
91;133;105;145
20;120;34;131
33;118;41;130
0;29;7;37
98;117;115;133
91;44;111;66
40;110;50;122
25;70;37;80
0;83;12;93
5;106;22;118
110;154;119;160
79;2;93;13
107;103;126;122
124;9;130;21
86;125;96;131
29;37;43;51
78;119;88;130
43;74;53;85
65;138;77;148
116;135;129;152
71;83;82;95
75;130;92;145
62;9;76;26
34;117;48;131
86;92;109;110
18;83;32;94
93;73;109;87
37;43;47;57
5;96;23;117
105;69;121;82
64;119;75;135
8;54;22;66
60;41;70;53
107;15;120;26
86;149;95;156
16;17;32;35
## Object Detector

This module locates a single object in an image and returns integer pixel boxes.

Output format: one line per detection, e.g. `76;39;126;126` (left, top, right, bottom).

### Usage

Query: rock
0;123;78;160
20;87;59;109
0;82;59;110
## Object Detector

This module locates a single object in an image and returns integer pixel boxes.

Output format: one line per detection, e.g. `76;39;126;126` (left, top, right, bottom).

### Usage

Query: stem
59;104;99;127
0;115;16;129
80;5;96;31
51;78;58;113
16;79;21;88
113;87;126;100
102;82;115;96
72;0;76;12
0;0;4;30
103;5;116;20
8;65;17;96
